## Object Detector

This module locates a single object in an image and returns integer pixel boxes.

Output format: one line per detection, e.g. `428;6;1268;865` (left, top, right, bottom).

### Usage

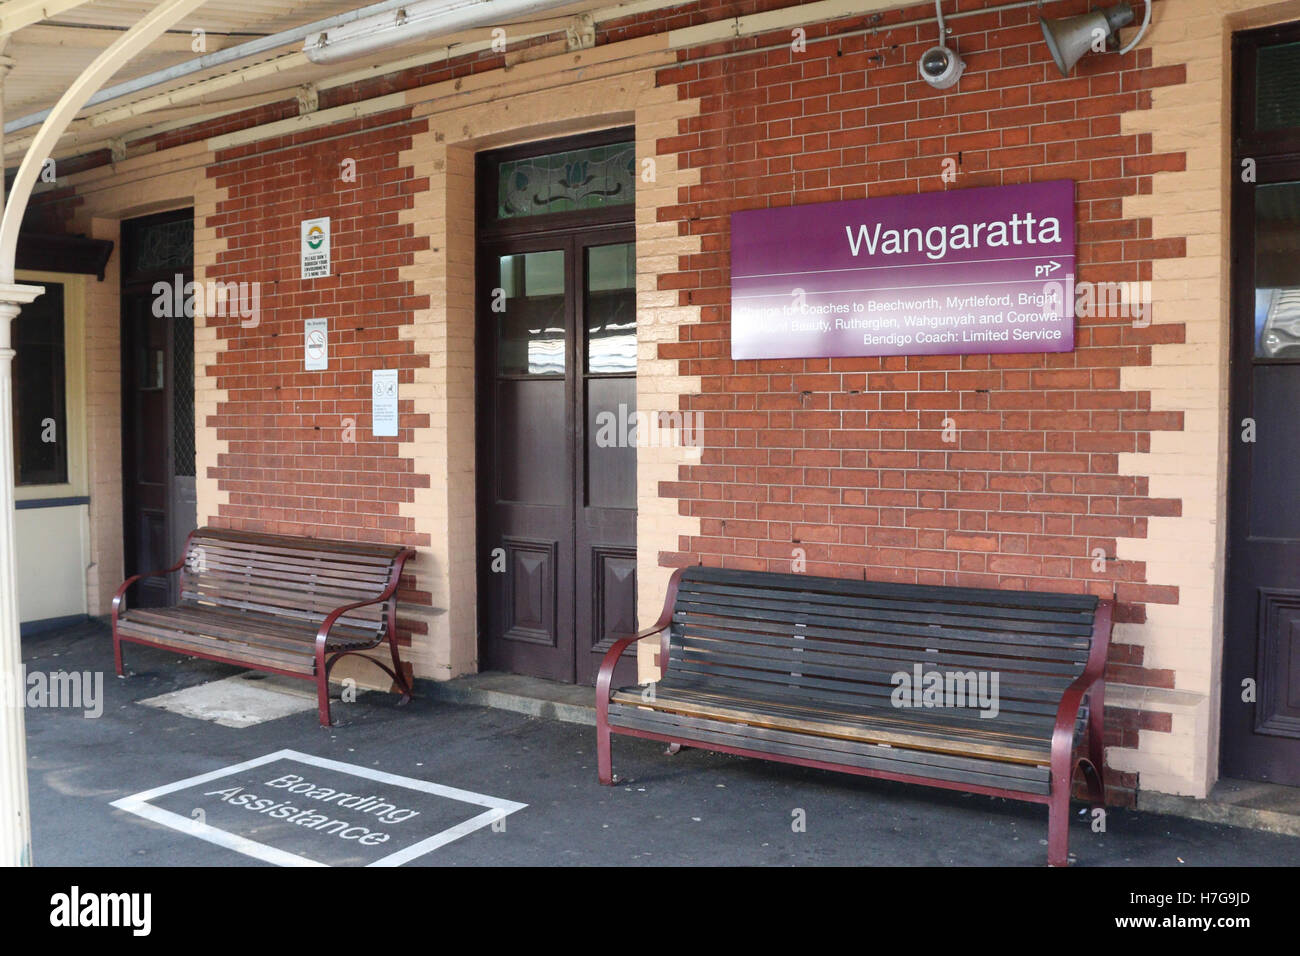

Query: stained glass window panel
1257;41;1300;131
128;216;193;276
498;142;635;219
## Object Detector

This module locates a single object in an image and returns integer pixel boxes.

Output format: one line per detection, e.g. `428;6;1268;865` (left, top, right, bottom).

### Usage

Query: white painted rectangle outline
110;749;527;867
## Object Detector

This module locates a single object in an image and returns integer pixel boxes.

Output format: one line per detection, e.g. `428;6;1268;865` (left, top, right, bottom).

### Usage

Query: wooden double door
476;225;639;685
1223;25;1300;785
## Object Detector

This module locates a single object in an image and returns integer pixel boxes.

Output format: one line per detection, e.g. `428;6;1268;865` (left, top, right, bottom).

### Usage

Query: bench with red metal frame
112;527;415;727
597;565;1112;866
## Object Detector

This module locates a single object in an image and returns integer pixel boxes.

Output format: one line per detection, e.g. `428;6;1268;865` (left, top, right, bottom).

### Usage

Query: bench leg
1047;781;1070;867
315;643;332;728
113;630;124;678
597;722;613;785
1087;686;1107;807
316;677;332;727
387;631;413;704
1079;757;1105;810
316;676;333;727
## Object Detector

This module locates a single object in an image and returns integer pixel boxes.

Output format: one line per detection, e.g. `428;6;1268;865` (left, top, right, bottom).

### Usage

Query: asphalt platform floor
20;619;1300;867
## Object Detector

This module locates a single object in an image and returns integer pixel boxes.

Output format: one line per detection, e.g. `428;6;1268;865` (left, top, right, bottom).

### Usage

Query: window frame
12;271;87;501
1234;23;1300;158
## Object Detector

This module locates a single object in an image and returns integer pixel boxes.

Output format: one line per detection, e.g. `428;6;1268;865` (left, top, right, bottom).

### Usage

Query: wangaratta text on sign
730;180;1077;360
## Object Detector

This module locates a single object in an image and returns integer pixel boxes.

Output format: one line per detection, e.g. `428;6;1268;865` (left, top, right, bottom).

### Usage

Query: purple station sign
730;180;1076;360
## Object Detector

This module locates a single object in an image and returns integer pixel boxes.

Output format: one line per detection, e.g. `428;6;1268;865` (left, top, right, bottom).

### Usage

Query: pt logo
305;224;325;250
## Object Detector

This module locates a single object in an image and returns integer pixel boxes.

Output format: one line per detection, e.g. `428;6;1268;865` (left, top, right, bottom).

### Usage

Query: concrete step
1139;777;1300;838
417;671;596;726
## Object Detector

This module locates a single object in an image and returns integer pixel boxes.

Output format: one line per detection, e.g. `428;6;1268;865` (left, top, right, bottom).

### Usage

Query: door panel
575;239;637;685
1224;146;1300;781
480;241;576;681
501;537;560;646
1254;590;1300;737
585;377;637;508
495;379;567;504
121;209;196;608
122;298;172;607
478;231;637;686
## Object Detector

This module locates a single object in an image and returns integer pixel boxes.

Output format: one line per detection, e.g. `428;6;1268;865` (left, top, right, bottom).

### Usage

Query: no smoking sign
304;318;328;371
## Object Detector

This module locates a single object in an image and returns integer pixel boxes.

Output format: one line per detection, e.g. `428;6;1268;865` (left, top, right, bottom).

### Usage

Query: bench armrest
596;566;687;726
1049;598;1114;779
314;549;415;649
111;530;199;619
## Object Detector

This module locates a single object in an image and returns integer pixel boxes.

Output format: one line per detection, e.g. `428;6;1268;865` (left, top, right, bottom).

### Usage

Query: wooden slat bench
597;566;1112;866
112;527;416;726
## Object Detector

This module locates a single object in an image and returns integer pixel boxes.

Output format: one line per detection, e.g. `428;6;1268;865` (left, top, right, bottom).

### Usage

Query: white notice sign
372;369;399;437
304;318;328;371
301;217;330;279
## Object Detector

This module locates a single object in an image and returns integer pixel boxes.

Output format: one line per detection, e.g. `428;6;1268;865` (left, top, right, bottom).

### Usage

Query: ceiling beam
1;0;209;282
12;21;240;53
0;1;101;36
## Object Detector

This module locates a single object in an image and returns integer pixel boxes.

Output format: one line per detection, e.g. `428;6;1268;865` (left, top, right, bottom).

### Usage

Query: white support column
0;34;42;866
0;36;43;868
0;284;40;866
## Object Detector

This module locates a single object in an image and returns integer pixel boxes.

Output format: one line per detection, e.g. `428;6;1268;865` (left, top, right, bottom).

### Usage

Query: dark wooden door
574;237;638;685
475;132;638;685
477;231;639;685
121;209;197;607
1223;26;1300;785
479;236;577;681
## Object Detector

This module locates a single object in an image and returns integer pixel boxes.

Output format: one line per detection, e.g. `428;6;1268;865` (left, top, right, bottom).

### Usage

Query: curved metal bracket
0;0;207;283
1117;0;1152;57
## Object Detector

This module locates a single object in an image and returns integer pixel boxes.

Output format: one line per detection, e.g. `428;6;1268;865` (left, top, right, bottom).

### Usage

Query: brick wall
25;0;1234;797
653;0;1191;804
201;109;433;663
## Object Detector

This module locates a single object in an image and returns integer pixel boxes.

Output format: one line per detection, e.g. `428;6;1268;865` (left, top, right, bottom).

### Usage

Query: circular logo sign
306;329;326;359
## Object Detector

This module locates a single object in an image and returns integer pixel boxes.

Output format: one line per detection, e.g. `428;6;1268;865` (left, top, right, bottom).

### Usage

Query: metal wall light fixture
918;0;965;89
1039;1;1153;76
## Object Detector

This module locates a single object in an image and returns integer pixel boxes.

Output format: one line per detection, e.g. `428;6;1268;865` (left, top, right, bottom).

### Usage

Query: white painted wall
15;505;88;622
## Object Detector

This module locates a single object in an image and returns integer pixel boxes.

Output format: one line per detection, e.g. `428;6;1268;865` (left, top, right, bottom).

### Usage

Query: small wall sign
304;318;328;371
372;368;399;437
730;180;1077;360
301;217;331;280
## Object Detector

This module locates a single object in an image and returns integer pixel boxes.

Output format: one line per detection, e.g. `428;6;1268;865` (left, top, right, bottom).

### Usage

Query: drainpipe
0;0;208;867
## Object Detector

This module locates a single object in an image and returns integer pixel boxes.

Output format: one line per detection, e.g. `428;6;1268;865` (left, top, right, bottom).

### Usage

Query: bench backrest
667;566;1103;734
179;528;408;634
